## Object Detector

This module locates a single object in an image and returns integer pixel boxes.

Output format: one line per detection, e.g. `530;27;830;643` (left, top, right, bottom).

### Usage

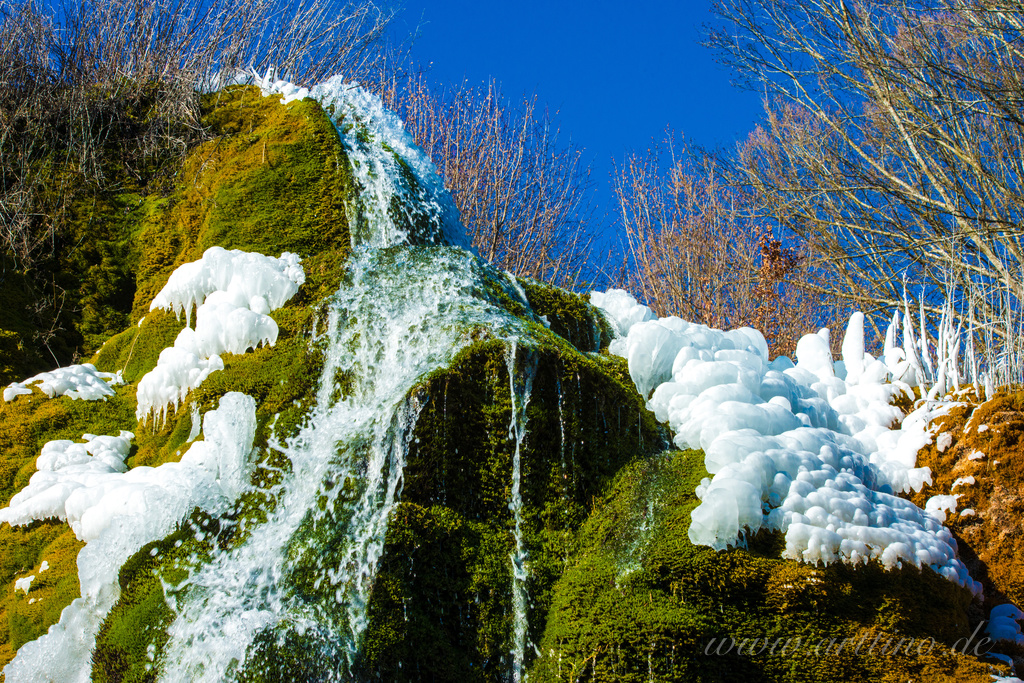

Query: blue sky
390;1;765;223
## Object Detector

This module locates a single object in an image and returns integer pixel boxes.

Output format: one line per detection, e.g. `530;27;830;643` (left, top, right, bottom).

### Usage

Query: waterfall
505;341;538;683
157;247;531;681
309;78;469;251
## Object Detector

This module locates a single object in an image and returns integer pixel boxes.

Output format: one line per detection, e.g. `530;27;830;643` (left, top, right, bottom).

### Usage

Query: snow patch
925;494;959;523
4;364;123;403
252;67;310;104
936;431;954;453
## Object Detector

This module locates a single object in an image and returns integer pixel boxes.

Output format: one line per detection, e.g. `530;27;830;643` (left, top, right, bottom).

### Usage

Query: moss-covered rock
531;450;999;683
353;338;667;680
518;279;614;353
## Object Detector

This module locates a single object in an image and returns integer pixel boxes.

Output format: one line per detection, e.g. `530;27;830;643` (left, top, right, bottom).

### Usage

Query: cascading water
155;246;536;681
309;78;469;251
505;341;538;683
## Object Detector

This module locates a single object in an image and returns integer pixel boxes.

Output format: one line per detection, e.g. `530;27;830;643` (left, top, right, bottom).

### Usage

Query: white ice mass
590;289;980;593
1;392;258;683
4;363;123;403
136;246;304;422
987;603;1024;645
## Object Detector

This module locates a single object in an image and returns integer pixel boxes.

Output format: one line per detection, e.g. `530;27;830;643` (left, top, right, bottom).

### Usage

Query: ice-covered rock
1;393;257;683
590;290;979;593
589;289;656;338
137;247;304;422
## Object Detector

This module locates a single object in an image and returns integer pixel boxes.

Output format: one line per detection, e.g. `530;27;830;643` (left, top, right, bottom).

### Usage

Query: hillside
0;78;1020;683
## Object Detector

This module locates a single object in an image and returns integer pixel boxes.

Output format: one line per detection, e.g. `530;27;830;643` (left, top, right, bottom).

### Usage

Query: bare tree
708;0;1024;346
615;136;836;356
378;72;596;289
0;0;394;265
0;0;393;373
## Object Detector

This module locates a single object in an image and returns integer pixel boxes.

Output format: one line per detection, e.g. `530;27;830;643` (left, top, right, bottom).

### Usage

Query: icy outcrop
987;604;1024;645
137;247;304;422
2;393;257;683
592;297;980;593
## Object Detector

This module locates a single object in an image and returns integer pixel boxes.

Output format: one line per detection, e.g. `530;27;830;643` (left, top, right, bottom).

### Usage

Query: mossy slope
355;336;666;680
0;85;355;386
0;85;356;673
910;391;1024;670
531;450;1000;683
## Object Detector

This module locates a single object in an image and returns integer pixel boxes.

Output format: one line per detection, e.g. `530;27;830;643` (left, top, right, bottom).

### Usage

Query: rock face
911;391;1024;671
0;82;1016;683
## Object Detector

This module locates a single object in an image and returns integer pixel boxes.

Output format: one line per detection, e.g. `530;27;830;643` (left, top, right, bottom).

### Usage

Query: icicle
902;310;925;390
882;309;901;378
841;312;866;385
919;291;934;381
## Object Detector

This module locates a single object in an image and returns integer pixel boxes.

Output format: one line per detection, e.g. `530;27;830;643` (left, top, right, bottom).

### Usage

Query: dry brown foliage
709;0;1024;349
614;137;838;357
378;71;596;289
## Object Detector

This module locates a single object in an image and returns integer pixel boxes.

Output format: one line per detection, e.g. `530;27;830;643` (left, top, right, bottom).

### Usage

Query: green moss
0;84;359;674
530;451;996;683
236;626;348;683
0;521;84;669
129;86;354;322
92;510;234;683
518;279;614;352
354;336;668;681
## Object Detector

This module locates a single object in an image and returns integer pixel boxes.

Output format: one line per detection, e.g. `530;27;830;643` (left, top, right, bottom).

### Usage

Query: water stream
158;247;532;681
505;341;538;683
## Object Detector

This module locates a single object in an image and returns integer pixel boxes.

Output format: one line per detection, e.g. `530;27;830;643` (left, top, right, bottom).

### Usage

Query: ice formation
136;247;304;422
253;67;310;104
987;604;1024;645
591;289;980;592
3;364;123;403
925;494;959;523
2;393;257;683
0;431;134;529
